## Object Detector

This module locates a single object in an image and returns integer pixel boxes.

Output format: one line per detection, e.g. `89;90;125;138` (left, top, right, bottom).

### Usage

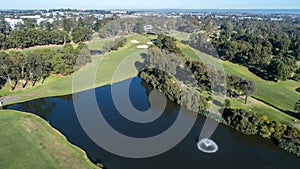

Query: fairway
0;110;98;169
222;61;299;111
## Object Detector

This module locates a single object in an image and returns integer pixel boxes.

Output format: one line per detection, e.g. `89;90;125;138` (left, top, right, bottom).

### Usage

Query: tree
24;50;51;87
111;37;127;50
75;42;91;69
268;58;289;81
9;51;28;88
241;80;256;104
0;33;5;49
156;34;183;56
0;51;17;90
49;30;70;45
225;99;231;108
23;18;37;30
0;19;10;35
295;100;300;113
62;17;75;33
71;26;93;43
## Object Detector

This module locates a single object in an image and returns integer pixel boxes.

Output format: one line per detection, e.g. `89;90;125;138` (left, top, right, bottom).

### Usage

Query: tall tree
0;52;17;90
0;19;10;35
268;58;289;81
9;51;28;88
71;26;93;43
0;33;5;49
23;18;37;30
241;80;257;104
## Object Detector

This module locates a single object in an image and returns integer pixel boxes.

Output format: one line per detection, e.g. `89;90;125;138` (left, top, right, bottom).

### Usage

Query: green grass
0;110;98;169
169;30;191;41
7;44;64;54
222;61;299;111
230;97;299;127
87;39;112;51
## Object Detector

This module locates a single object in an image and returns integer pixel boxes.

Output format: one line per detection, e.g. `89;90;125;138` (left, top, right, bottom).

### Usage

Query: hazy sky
1;0;300;9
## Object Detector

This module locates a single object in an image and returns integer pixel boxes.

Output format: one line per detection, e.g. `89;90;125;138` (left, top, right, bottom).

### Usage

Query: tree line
0;43;91;90
203;17;300;82
0;15;115;50
0;29;70;49
224;108;300;157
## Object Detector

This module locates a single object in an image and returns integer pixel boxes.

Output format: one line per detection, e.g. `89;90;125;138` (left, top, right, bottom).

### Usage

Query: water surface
7;77;300;169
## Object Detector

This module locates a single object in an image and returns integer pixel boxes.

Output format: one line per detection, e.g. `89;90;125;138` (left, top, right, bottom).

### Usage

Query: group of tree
0;15;116;50
0;43;91;90
0;29;70;49
97;16;200;38
207;19;300;82
186;60;256;104
155;34;183;56
224;108;300;157
168;15;300;82
102;37;127;53
139;36;256;113
71;26;93;43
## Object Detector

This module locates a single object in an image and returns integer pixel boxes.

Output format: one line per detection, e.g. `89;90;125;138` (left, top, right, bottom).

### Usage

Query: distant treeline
0;29;70;49
0;15;114;49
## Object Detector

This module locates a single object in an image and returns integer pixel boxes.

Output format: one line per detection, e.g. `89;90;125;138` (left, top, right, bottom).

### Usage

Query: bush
224;99;231;108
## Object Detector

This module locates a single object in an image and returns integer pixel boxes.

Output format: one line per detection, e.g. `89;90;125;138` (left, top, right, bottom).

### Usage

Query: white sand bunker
137;45;149;49
130;40;139;44
147;41;154;45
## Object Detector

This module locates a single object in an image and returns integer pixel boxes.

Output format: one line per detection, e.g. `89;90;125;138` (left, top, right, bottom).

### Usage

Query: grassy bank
0;110;98;169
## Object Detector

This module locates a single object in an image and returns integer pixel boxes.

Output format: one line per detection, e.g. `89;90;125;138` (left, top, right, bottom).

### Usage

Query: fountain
197;138;218;153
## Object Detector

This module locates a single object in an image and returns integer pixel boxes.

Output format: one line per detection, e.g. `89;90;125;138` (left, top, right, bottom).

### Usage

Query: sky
0;0;300;9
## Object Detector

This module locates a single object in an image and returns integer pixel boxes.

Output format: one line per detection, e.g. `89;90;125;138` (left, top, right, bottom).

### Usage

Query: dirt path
0;96;21;105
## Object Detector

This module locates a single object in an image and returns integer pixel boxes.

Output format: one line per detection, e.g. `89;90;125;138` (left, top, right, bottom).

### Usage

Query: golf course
0;32;300;168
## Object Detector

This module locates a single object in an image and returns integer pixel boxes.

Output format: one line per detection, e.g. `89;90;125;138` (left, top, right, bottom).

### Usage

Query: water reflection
8;98;57;119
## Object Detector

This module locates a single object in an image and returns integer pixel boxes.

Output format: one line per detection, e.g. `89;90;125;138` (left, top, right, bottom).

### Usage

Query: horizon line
1;8;300;10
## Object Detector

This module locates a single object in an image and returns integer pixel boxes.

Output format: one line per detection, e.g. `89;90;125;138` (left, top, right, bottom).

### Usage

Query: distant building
5;18;24;29
36;18;55;25
94;14;104;20
45;13;52;17
104;14;114;18
20;15;41;19
111;10;127;14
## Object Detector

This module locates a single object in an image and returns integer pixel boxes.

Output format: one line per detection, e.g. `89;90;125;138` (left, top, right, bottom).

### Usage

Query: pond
7;77;300;169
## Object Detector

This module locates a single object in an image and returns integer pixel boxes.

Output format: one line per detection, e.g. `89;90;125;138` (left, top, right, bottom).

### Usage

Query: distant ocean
127;9;300;14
